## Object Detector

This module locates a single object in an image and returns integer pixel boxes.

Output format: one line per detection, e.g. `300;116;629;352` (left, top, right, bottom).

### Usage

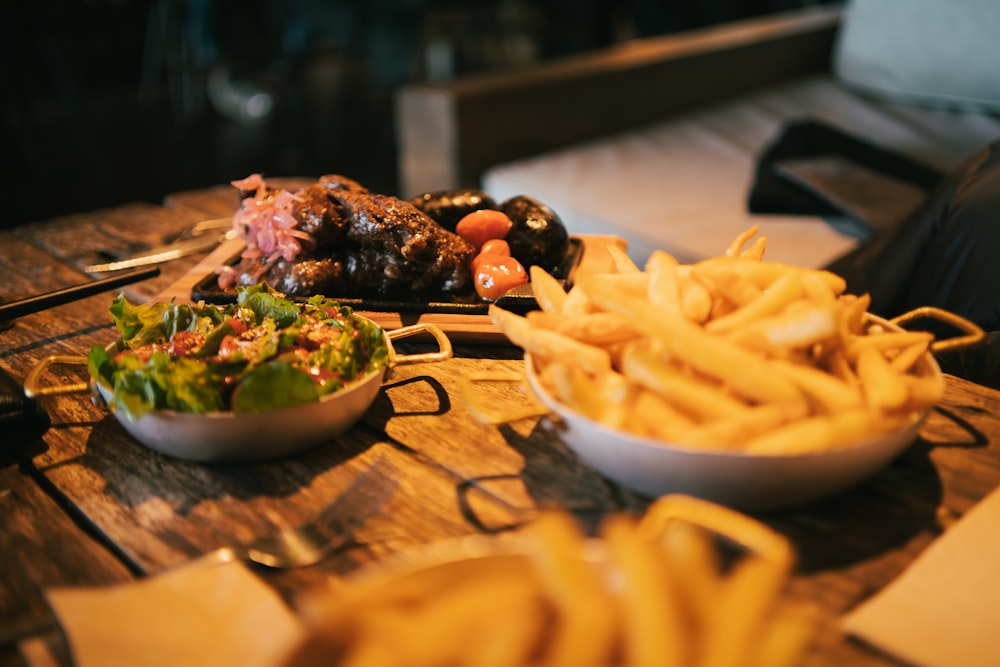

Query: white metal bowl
523;315;944;512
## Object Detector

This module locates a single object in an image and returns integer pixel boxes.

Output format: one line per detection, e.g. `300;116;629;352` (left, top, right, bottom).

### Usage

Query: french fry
679;276;713;324
526;310;641;346
293;500;813;667
524;512;618;667
743;408;900;455
489;305;610;375
606;244;642;273
392;573;540;667
739;235;767;260
692;260;764;308
704;272;804;335
337;613;407;667
695;257;846;294
645;250;683;316
799;270;836;306
726;303;838;353
603;514;688;667
681;403;802;449
838;293;872;340
855;345;909;411
824;347;860;387
846;330;935;362
579;278;806;408
889;339;933;374
529;265;568;314
699;554;791;667
726;225;761;257
651;521;723;637
543;361;630;429
751;606;817;667
589;270;649;296
620;341;754;421
630;389;699;441
459;583;548;667
561;284;595;315
767;357;865;414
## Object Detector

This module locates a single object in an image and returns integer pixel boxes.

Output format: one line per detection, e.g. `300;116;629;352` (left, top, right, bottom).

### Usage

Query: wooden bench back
395;5;842;197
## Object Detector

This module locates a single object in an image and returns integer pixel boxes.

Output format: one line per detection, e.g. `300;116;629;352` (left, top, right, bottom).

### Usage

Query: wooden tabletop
2;184;999;667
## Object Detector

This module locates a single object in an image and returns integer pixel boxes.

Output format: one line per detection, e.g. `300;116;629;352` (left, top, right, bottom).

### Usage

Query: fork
214;458;401;569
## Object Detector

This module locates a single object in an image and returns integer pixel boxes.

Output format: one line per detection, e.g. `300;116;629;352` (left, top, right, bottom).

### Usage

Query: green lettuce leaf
109;293;225;348
237;284;300;327
231;361;319;412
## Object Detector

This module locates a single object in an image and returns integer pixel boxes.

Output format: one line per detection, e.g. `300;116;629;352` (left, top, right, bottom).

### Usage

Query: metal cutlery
85;218;238;273
0;266;160;324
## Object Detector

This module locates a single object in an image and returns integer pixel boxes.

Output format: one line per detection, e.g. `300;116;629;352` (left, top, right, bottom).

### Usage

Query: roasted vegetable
410;189;498;231
500;195;570;272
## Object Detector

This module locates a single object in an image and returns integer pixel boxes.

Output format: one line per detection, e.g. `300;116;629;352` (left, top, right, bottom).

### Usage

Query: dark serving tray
190;238;584;316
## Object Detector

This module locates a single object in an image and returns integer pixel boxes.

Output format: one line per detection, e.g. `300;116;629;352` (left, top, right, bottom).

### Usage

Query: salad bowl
25;288;452;462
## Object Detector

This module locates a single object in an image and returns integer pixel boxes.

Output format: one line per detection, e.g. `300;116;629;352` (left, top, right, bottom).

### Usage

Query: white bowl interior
525;345;936;512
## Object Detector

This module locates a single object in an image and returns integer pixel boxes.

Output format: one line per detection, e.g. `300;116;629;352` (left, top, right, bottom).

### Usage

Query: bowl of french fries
283;494;815;667
485;228;983;511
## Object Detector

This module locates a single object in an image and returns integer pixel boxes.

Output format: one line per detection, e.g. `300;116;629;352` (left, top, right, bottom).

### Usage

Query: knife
85;229;238;273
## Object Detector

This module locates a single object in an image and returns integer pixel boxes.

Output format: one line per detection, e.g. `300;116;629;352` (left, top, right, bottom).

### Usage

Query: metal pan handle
386;323;453;366
889;306;985;353
23;355;90;399
639;494;795;573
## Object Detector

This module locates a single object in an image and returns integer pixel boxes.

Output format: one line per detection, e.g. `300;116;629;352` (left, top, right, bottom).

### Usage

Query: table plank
0;462;134;651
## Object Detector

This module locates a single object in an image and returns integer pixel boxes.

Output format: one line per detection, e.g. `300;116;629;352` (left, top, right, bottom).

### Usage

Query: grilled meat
219;174;477;297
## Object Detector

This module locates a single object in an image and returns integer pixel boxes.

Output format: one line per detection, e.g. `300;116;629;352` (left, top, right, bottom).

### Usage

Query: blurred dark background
1;0;816;228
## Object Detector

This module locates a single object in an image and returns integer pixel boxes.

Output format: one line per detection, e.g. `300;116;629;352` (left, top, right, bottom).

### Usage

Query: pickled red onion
218;174;318;288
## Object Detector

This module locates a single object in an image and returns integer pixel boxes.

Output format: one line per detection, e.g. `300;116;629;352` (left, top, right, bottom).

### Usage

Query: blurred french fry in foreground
603;514;687;667
286;496;811;667
525;513;618;667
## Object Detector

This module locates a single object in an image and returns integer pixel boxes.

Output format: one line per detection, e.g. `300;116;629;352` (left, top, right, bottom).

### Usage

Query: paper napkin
40;556;305;667
842;484;1000;667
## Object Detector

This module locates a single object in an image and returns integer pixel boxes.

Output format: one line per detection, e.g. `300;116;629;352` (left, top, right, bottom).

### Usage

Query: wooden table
2;184;999;667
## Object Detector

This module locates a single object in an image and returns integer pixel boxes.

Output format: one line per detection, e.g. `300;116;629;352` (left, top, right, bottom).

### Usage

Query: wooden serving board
157;234;628;344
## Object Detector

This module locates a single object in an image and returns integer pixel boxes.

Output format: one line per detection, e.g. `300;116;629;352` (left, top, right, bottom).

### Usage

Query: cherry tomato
479;238;511;257
474;255;528;300
169;331;205;357
217;335;242;360
226;318;247;336
455;209;513;250
471;239;512;274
